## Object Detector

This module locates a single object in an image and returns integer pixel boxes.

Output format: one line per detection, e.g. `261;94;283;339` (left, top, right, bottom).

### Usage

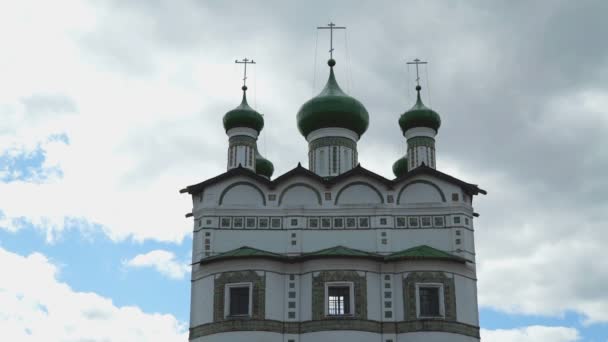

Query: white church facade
181;32;486;342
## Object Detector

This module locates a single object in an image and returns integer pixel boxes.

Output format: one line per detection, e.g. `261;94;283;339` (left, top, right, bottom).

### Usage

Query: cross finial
235;58;256;90
317;22;346;61
406;58;428;90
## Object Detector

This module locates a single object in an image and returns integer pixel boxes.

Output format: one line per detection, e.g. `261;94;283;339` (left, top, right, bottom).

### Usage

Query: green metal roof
199;245;466;264
223;91;265;133
296;61;369;137
255;151;274;179
203;246;286;262
385;245;464;262
398;88;441;134
302;245;379;258
392;155;408;178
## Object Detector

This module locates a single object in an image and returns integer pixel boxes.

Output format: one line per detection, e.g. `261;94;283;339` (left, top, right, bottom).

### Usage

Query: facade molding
334;181;385;205
218;181;267;206
278;182;323;206
189;318;480;339
397;180;447;204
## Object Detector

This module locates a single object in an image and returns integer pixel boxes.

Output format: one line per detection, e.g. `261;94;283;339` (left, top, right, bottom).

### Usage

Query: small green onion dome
223;87;264;133
398;86;441;134
255;151;274;178
392;155;408;178
297;60;369;138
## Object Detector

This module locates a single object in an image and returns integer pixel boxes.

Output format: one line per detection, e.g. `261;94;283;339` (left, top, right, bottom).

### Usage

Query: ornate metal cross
317;22;346;59
235;58;256;87
406;58;428;87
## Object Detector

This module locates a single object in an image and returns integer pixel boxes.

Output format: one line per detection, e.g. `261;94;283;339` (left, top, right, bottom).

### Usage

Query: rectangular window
291;218;298;226
233;217;243;228
408;217;419;227
271;217;281;229
346;217;356;228
434;216;445;227
225;284;252;317
333;217;343;228
259;217;269;228
380;218;387;225
332;146;338;174
421;216;432;227
321;217;331;229
309;217;319;228
327;285;351;316
246;217;256;228
418;286;442;317
396;217;406;227
453;216;461;224
359;217;369;228
221;217;231;228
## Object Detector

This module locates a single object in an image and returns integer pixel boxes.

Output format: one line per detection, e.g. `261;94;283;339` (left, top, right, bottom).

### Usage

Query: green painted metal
392;156;408;178
303;245;378;258
398;90;441;133
297;65;369;137
223;92;264;133
255;152;274;178
385;245;463;261
201;245;465;264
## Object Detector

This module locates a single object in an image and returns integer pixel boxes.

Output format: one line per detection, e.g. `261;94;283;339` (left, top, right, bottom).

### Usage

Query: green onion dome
398;86;441;134
297;59;369;138
255;151;274;178
223;86;264;133
392;155;408;178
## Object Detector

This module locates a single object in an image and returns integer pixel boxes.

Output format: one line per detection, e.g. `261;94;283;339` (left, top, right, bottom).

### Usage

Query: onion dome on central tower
297;59;369;138
297;59;369;178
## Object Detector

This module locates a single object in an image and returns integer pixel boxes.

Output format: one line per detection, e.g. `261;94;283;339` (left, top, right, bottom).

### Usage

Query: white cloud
481;326;580;342
0;246;187;341
124;250;189;280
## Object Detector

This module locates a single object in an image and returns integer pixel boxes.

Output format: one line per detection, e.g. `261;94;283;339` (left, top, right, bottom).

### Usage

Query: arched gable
219;182;266;206
335;181;384;205
278;183;322;206
397;180;446;204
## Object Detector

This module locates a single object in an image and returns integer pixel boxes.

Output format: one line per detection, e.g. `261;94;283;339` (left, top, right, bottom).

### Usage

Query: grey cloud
62;0;608;322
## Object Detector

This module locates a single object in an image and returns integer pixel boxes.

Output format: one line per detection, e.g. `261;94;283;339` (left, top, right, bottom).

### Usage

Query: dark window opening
419;287;441;317
328;286;351;315
229;286;250;316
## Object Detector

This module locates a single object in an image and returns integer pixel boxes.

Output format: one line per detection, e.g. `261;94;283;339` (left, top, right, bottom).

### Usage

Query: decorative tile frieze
189;319;480;339
213;271;265;322
402;272;456;321
211;214;467;230
312;270;367;320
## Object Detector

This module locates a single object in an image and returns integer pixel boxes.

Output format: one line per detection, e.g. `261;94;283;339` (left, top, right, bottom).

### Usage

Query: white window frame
415;283;445;318
325;281;355;317
224;282;253;318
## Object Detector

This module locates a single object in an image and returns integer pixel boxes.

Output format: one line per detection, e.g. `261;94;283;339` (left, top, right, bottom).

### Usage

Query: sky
0;0;607;341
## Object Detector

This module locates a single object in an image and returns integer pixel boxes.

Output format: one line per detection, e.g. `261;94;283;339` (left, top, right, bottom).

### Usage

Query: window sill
324;314;355;319
417;315;445;320
225;314;252;320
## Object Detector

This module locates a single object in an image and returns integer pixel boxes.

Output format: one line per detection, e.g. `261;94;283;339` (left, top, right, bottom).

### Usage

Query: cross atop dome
317;21;346;64
235;58;256;91
406;58;427;90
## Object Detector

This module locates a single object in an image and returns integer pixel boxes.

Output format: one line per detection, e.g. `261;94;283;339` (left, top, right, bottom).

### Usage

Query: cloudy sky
1;0;607;341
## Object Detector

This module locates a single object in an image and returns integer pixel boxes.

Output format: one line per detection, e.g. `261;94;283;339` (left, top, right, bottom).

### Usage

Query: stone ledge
189;319;480;339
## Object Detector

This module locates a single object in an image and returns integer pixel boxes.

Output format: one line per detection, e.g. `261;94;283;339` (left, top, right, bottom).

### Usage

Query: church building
181;25;486;342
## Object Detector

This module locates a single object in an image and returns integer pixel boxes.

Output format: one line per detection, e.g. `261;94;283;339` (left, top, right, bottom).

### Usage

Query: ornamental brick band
229;135;257;148
311;270;367;320
309;136;357;150
402;271;457;321
213;270;265;322
189;319;480;340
